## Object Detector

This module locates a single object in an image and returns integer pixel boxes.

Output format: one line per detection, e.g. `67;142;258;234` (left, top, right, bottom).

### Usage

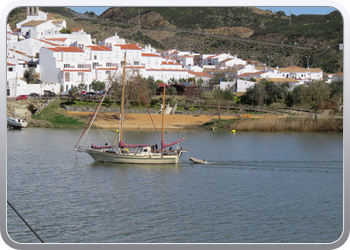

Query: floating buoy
231;130;236;133
212;132;215;134
116;130;119;133
165;131;167;133
201;131;203;134
223;132;225;134
178;131;180;133
129;131;131;133
189;132;191;134
141;131;143;133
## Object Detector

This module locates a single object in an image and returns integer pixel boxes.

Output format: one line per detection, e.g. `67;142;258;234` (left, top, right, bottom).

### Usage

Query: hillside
7;7;343;73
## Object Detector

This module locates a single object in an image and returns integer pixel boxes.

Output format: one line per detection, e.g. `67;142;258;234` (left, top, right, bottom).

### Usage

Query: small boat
189;157;208;164
7;117;28;129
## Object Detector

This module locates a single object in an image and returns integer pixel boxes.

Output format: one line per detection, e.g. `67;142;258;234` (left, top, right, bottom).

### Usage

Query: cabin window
143;149;148;152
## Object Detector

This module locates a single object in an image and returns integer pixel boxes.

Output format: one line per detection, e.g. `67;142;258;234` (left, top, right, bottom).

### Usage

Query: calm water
7;128;343;243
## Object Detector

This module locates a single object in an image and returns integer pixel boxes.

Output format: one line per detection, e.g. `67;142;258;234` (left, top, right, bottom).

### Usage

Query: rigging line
7;201;45;243
126;56;160;140
75;67;119;148
95;123;111;145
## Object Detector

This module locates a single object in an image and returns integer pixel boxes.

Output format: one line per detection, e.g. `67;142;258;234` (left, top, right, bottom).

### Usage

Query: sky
69;6;338;16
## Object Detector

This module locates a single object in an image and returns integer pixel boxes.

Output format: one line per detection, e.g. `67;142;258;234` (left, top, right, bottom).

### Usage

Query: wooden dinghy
189;157;208;164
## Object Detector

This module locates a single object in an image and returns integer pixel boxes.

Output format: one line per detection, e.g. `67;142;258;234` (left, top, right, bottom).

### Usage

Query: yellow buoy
116;130;119;133
231;130;236;133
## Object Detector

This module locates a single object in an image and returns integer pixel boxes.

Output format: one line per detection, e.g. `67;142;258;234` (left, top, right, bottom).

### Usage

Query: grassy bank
31;100;86;128
201;117;343;132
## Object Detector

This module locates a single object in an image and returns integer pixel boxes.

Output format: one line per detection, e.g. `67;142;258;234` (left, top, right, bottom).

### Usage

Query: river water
7;128;343;243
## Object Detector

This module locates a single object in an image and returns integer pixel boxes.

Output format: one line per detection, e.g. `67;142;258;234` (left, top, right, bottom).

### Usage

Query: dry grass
231;117;343;132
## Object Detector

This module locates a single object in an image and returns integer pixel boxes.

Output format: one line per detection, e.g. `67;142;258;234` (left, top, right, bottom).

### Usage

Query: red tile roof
85;45;112;51
116;44;142;50
61;69;91;72
188;70;214;77
142;53;162;57
45;38;68;42
146;68;187;72
46;46;84;53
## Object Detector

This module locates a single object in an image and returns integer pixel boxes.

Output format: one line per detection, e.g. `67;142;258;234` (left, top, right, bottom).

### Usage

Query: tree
59;28;72;34
245;84;268;111
91;80;106;92
276;11;286;17
211;89;234;123
305;81;331;120
110;73;152;107
289;84;308;108
329;80;343;99
147;76;158;95
23;68;36;84
209;73;227;88
77;83;87;92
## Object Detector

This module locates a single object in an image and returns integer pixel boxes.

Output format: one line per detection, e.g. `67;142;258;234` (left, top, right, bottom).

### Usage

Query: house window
71;54;75;62
134;61;140;66
106;63;112;67
8;67;13;72
66;85;68;91
65;54;69;62
64;64;70;68
65;72;70;82
78;64;84;68
94;54;97;60
93;63;99;69
107;53;111;61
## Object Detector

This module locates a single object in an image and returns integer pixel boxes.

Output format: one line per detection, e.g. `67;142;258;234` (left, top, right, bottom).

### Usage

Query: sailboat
74;53;188;164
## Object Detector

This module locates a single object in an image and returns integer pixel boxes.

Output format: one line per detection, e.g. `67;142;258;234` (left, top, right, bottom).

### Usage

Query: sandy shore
61;111;280;129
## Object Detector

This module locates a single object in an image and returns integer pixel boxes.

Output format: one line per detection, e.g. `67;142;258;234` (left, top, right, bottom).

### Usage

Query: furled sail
91;144;114;149
161;138;186;149
119;141;149;148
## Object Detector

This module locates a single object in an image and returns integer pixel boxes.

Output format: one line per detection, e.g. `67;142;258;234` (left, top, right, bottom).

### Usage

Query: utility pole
290;10;292;25
251;55;256;71
305;56;311;69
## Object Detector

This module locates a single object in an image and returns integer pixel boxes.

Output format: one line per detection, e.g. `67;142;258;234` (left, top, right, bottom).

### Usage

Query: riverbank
31;110;341;132
18;99;342;132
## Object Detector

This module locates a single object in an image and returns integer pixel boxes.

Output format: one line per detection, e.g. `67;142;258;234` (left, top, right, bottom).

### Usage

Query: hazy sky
69;6;337;16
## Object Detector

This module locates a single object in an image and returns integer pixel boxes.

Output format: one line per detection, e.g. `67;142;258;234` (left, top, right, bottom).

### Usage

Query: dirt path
61;111;281;129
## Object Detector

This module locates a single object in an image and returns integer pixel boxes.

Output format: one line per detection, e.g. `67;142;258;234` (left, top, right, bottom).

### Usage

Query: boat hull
7;118;27;129
85;149;182;164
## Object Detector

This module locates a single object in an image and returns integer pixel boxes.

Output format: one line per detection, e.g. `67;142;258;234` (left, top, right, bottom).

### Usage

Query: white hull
7;117;27;129
85;148;183;164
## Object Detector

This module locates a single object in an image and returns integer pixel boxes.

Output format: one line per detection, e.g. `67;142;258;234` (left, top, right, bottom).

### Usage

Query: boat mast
117;53;127;145
161;84;166;143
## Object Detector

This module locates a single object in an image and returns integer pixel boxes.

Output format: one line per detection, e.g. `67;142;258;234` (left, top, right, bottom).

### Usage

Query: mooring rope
7;201;45;243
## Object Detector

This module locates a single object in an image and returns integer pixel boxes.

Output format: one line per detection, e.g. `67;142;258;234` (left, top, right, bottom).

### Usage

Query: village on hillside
7;7;342;99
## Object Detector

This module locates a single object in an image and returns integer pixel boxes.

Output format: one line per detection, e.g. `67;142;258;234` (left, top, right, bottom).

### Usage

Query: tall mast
118;53;127;145
161;84;166;142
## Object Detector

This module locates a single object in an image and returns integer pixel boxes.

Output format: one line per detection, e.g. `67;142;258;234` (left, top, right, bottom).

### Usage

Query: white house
98;32;126;47
144;68;188;83
178;55;194;66
188;70;214;86
218;54;247;67
277;66;323;81
39;46;89;91
141;52;163;69
236;79;256;92
16;7;66;39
